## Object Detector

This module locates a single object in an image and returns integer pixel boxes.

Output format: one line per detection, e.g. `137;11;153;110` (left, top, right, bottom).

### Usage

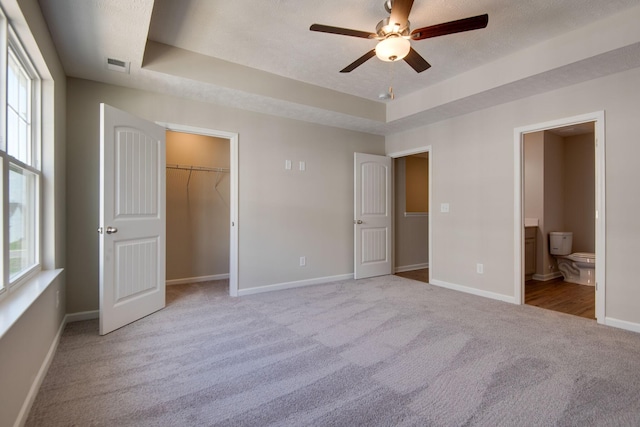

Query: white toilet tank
550;232;573;255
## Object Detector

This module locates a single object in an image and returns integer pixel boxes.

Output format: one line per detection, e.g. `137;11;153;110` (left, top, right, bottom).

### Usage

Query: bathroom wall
524;132;545;274
394;157;429;270
564;133;595;253
543;131;566;276
165;131;230;282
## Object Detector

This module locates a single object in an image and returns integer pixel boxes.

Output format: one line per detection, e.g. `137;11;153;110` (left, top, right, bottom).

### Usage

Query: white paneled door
354;153;392;279
99;104;166;335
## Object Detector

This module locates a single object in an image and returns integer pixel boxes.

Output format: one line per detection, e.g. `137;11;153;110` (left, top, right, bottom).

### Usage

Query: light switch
285;160;292;170
440;203;450;213
299;161;306;171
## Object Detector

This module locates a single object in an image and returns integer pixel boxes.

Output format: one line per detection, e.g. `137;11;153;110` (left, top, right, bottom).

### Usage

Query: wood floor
396;270;594;320
396;269;594;319
525;278;595;320
395;268;429;283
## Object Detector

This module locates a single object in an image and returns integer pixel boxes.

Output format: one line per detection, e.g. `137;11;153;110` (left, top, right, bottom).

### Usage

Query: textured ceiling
38;0;640;135
146;0;639;100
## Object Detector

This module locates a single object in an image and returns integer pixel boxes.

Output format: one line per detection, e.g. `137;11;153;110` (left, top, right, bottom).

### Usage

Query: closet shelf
166;164;229;173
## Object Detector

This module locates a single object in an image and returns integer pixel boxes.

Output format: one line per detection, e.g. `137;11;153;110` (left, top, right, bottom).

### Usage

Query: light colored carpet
26;275;640;426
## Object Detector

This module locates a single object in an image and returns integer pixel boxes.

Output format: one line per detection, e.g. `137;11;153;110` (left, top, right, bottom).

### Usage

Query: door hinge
97;227;103;234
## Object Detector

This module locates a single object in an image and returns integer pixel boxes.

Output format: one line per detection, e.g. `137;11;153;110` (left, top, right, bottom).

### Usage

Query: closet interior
165;131;230;285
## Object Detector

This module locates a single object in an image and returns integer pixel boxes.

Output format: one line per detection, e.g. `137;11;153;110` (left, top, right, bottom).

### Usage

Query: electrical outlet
477;263;484;274
299;256;306;267
440;203;450;213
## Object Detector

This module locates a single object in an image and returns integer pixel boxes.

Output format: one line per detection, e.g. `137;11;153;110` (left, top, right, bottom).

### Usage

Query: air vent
106;57;130;73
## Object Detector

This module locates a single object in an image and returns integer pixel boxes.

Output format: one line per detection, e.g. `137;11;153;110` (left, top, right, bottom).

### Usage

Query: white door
99;103;166;335
354;153;392;279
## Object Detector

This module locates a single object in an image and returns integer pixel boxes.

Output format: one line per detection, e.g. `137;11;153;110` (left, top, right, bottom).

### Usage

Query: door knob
106;226;118;234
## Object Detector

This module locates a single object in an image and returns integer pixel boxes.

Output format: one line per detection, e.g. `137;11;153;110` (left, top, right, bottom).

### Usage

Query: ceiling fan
310;0;488;73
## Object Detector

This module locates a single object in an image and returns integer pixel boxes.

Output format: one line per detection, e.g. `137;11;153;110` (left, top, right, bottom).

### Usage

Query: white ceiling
38;0;640;135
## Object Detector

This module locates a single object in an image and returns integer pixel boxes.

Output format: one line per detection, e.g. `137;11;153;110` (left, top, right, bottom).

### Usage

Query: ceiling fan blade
310;24;375;39
403;47;431;73
389;0;414;28
411;14;489;40
340;50;376;73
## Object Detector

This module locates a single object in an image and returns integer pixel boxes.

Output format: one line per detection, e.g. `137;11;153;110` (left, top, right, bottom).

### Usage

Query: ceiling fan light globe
375;36;410;62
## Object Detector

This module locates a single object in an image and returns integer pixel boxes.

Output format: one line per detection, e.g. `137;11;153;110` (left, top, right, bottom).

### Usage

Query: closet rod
166;163;230;173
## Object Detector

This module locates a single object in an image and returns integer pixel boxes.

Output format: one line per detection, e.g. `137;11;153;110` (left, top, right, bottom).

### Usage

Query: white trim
395;263;429;273
155;122;239;297
238;274;353;296
166;274;229;286
65;310;99;323
13;312;66;427
532;272;563;282
603;317;640;334
387;146;430;158
594;115;606;321
0;269;62;339
513;112;605;324
430;279;516;304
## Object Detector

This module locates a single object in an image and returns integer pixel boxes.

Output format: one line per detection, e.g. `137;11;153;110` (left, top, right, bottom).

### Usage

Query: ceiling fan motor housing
376;17;410;38
384;0;393;14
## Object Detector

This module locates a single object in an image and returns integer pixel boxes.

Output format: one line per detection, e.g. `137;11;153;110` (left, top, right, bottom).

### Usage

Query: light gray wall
166;132;230;281
0;275;65;426
0;0;67;426
65;78;385;312
543;131;565;274
524;132;544;274
386;66;640;325
564;133;595;253
394;157;428;270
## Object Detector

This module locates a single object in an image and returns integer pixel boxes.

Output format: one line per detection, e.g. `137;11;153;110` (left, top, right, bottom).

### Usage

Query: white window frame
0;10;42;295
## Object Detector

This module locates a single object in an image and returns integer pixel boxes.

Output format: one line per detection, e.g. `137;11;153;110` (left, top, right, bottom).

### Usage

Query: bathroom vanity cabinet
525;227;537;278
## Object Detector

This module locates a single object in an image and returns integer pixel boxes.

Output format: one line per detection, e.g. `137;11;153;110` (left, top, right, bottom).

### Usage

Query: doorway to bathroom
388;147;432;285
514;112;605;323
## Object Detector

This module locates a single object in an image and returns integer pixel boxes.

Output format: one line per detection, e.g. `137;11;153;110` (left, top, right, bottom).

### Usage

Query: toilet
549;232;595;286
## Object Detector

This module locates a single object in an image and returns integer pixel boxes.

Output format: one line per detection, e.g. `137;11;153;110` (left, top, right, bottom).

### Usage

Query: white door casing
354;153;392;279
99;103;166;335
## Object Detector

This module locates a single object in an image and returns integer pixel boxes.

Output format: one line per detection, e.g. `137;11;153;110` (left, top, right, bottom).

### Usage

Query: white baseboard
430;279;516;304
238;274;354;296
532;272;563;281
166;274;229;286
66;310;99;323
394;263;429;273
603;317;640;334
14;314;66;427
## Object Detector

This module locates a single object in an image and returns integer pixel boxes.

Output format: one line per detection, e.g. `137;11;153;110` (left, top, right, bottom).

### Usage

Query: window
0;19;41;293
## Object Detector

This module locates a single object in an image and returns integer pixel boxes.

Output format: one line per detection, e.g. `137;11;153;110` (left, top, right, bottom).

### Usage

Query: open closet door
354;153;392;279
99;103;166;335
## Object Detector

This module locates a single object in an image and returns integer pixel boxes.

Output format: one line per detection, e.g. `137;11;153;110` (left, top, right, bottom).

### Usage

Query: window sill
0;268;63;340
